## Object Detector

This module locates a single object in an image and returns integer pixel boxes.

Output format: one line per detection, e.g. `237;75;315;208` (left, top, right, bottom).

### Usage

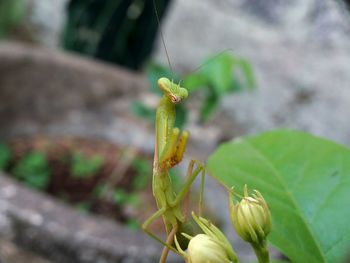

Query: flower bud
230;185;271;245
175;212;238;263
187;234;230;263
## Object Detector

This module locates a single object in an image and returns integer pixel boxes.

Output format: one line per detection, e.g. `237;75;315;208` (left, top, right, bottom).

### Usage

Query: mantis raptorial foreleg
142;159;206;254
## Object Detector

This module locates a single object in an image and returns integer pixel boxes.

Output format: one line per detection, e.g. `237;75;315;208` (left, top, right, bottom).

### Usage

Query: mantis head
158;77;188;104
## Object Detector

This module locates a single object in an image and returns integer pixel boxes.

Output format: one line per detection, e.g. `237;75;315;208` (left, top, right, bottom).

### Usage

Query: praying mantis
142;77;206;262
141;2;210;261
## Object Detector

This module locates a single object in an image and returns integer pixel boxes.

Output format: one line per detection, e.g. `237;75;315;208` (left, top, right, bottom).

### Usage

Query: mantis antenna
153;0;236;81
152;0;174;74
187;48;236;76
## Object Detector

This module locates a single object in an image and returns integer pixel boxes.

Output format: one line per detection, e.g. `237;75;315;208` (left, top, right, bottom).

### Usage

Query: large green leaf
207;130;350;263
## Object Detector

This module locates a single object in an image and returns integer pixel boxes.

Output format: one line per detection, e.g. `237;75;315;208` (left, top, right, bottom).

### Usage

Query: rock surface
0;173;178;263
0;42;154;153
0;239;52;263
154;0;350;146
22;0;69;47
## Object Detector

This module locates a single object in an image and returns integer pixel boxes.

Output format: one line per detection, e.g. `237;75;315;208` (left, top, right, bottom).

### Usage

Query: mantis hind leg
172;160;206;216
142;207;180;256
159;225;178;263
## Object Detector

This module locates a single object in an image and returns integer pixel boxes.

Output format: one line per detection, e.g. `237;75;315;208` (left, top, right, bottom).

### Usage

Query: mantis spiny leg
142;207;180;255
171;160;205;209
159;225;178;263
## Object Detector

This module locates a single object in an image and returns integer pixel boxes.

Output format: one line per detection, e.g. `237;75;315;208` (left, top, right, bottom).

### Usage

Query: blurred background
0;0;350;262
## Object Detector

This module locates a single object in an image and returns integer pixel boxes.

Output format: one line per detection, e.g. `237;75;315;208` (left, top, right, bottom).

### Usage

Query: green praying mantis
142;77;206;262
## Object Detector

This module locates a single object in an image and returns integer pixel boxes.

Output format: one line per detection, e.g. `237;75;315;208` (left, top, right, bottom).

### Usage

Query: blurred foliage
126;218;140;231
131;157;151;190
132;51;256;127
113;188;139;206
0;143;11;170
0;0;24;38
12;152;50;190
63;0;171;70
71;152;104;178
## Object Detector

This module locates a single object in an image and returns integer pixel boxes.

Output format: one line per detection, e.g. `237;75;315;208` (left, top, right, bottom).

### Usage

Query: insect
141;76;206;262
142;1;238;261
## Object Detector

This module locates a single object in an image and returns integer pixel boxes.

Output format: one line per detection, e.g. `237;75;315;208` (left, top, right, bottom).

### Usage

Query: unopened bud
188;234;230;263
175;212;238;263
230;185;271;245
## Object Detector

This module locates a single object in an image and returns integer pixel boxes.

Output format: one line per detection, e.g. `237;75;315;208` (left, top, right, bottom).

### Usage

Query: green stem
252;242;270;263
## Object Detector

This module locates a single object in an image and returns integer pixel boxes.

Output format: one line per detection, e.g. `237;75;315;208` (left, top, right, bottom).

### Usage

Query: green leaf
0;143;11;170
235;58;256;90
130;101;155;121
93;183;108;198
113;188;128;204
199;91;219;123
71;153;104;178
182;73;208;93
12;152;50;190
200;52;234;95
175;104;187;129
77;202;91;213
126;218;140;231
208;130;350;263
131;158;151;190
0;0;24;38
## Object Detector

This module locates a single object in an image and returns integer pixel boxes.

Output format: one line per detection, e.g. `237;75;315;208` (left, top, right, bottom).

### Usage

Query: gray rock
0;173;179;263
153;0;350;147
0;42;154;153
22;0;69;47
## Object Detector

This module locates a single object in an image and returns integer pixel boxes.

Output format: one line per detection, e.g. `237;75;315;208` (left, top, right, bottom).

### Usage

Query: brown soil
5;136;160;230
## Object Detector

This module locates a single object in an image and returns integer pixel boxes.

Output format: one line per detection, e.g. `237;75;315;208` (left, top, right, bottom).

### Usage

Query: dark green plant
0;142;11;170
71;152;104;178
77;201;91;213
62;0;171;70
0;0;24;38
113;188;139;207
131;157;152;190
132;51;255;127
126;218;140;231
12;152;50;190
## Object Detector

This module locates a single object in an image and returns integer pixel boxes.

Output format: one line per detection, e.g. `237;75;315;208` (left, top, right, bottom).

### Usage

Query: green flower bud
187;234;231;263
230;185;271;245
175;212;238;263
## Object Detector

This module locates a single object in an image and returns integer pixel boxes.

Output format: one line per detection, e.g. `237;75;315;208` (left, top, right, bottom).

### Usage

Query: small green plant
0;0;25;38
126;218;140;231
12;152;50;190
71;152;104;178
0;142;12;170
76;202;91;213
132;51;255;127
113;188;139;207
131;157;152;190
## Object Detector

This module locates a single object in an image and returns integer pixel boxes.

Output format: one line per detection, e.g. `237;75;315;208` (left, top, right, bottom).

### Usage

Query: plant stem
252;242;270;263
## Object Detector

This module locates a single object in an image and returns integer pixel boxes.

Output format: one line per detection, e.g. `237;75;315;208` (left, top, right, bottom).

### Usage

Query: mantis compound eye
170;95;180;104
